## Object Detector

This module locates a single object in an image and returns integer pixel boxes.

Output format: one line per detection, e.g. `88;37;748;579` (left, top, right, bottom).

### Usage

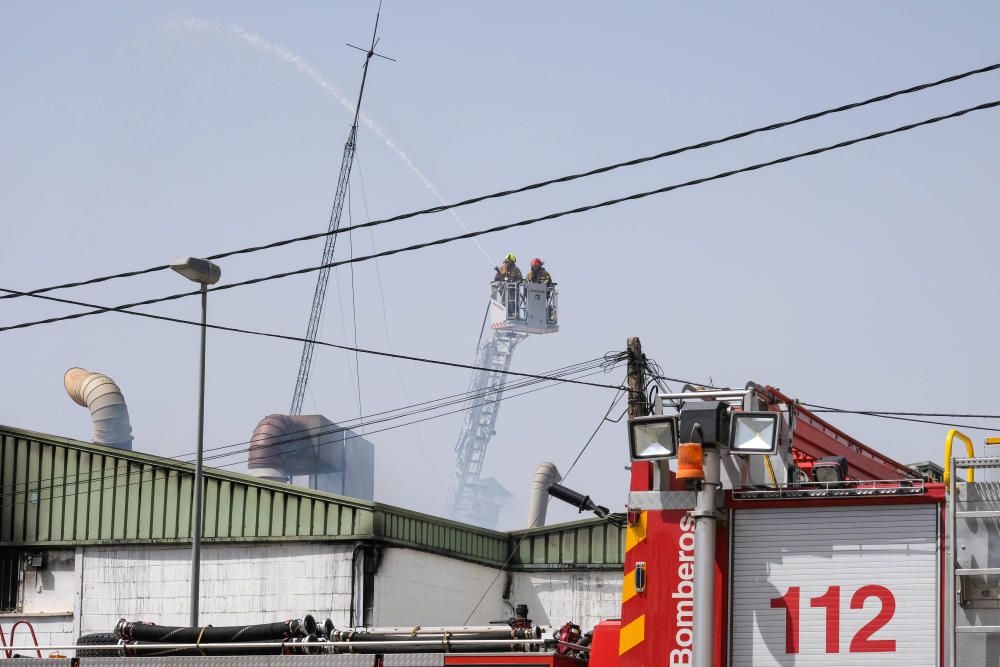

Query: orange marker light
676;442;705;480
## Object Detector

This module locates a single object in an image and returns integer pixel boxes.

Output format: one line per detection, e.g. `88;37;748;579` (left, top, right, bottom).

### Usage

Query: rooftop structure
0;423;625;652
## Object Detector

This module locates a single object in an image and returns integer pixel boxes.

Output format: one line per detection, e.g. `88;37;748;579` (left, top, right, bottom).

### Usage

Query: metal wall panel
376;506;508;563
509;518;625;569
0;428;374;546
731;504;938;666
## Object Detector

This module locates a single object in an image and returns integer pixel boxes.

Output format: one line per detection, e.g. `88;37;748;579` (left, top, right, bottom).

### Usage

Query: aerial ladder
446;279;559;527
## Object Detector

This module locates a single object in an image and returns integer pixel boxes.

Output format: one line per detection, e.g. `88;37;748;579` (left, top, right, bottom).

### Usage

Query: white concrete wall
80;543;355;634
2;542;622;656
0;614;74;654
372;548;506;626
510;570;622;630
2;548;77;653
21;549;75;615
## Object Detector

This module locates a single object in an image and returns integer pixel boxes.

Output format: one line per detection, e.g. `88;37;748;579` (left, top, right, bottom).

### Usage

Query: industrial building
0;423;623;652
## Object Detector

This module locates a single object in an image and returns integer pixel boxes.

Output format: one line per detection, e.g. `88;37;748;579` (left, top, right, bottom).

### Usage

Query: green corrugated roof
509;517;625;570
0;426;621;569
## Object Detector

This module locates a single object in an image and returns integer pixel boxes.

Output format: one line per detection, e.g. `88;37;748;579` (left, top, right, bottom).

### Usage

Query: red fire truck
582;381;987;667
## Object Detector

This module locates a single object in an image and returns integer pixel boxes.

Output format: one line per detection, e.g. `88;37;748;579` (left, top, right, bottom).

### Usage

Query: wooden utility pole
626;336;647;419
626;336;653;491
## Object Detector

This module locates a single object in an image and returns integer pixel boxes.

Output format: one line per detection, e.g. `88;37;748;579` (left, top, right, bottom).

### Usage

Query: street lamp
170;256;221;627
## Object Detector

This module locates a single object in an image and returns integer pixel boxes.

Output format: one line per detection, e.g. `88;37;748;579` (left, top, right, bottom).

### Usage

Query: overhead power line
801;402;1000;433
646;382;1000;434
194;357;619;463
194;357;613;458
11;382;1000;506
0;358;624;503
462;389;627;624
4;99;998;334
209;373;617;471
805;406;1000;419
0;286;622;390
5;63;997;302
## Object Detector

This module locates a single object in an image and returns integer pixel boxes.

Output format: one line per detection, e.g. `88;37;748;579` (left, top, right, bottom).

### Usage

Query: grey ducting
64;368;133;450
248;414;374;500
247;414;300;482
526;462;562;528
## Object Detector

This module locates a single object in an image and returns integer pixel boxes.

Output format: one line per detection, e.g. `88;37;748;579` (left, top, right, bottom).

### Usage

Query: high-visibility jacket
526;268;551;284
494;262;523;282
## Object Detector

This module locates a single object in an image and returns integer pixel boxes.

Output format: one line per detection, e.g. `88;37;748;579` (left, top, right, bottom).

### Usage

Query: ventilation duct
526;462;562;528
248;414;374;500
64;368;133;450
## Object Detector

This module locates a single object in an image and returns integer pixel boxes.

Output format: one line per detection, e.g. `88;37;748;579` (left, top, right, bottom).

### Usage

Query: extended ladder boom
446;330;524;524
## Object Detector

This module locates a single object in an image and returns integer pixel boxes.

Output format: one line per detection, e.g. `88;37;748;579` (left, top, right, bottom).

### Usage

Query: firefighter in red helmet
526;257;552;285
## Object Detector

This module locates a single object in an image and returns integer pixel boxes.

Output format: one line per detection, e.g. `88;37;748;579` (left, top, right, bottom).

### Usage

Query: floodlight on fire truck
729;411;780;455
628;414;679;461
812;455;849;483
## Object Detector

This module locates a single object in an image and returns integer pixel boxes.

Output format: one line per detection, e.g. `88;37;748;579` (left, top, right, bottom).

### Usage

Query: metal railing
947;453;1000;667
490;281;558;325
733;478;928;500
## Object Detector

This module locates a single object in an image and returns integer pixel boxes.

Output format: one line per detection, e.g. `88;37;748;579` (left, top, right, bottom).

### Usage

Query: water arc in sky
172;17;494;264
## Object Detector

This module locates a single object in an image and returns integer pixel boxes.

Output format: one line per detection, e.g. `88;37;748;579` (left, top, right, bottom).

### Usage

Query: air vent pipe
248;414;299;482
526;462;561;528
64;368;133;450
247;413;374;500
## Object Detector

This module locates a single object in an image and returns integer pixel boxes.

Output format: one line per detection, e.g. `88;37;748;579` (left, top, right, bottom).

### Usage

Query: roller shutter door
731;504;938;666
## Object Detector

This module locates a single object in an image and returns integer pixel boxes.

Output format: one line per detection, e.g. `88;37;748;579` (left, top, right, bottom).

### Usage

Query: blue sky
1;2;998;528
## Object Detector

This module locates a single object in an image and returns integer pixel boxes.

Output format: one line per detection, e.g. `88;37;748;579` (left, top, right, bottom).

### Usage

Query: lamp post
170;256;221;627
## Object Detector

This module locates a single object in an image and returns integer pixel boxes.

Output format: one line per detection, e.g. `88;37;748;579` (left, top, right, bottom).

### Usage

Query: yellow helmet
504;253;517;262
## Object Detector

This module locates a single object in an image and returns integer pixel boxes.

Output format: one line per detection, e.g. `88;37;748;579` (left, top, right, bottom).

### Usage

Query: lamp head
170;257;221;285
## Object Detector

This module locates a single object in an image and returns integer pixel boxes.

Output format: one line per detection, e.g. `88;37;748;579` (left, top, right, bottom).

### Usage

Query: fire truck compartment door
731;504;938;666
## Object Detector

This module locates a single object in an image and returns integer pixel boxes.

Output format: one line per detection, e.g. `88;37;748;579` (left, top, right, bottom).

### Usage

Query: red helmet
530;257;543;267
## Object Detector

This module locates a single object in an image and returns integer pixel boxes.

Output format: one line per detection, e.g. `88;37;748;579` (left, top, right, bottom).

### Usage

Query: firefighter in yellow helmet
526;257;552;285
493;253;523;282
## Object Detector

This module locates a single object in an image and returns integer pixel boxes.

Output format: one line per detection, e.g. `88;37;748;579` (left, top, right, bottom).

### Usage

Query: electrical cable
0;362;615;502
0;356;623;497
4;99;998;334
355;155;421;455
802;405;1000;419
195;360;618;465
0;287;621;391
647;377;1000;434
193;357;612;460
209;368;617;471
5;63;997;302
0;365;622;507
347;185;364;431
799;403;1000;433
461;389;627;624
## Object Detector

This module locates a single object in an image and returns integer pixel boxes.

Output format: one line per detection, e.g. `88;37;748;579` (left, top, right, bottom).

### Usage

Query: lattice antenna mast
290;4;394;415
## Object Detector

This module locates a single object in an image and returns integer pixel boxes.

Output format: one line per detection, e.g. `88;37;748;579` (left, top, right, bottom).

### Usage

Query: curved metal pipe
247;414;300;482
64;368;133;450
526;462;561;528
944;429;975;489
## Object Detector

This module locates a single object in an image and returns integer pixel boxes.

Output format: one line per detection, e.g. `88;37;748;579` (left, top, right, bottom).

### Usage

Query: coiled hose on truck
115;616;315;643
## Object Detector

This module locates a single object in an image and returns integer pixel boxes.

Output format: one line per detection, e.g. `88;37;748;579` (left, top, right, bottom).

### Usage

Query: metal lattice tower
290;6;392;416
